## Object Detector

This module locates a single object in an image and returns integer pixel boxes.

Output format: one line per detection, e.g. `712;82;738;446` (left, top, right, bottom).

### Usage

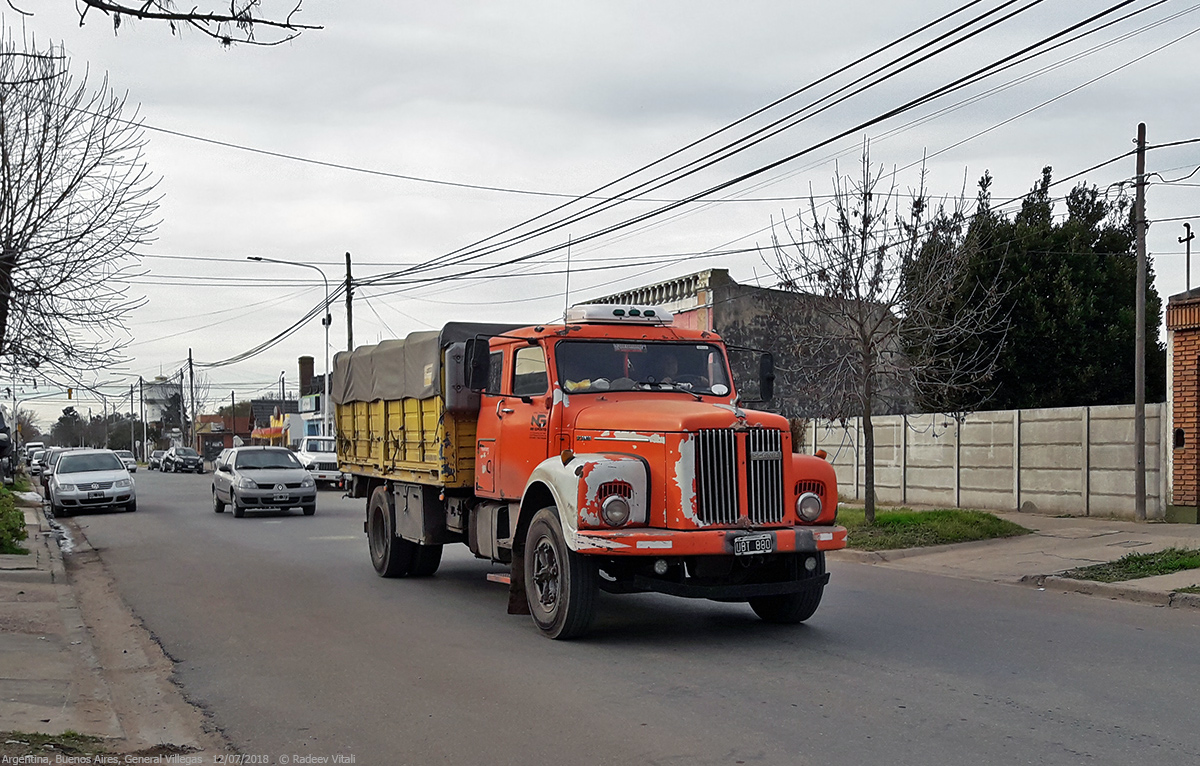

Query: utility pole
345;251;355;351
140;377;147;459
130;383;135;456
179;368;186;448
1134;122;1147;521
231;391;237;445
188;349;196;451
1181;222;1194;292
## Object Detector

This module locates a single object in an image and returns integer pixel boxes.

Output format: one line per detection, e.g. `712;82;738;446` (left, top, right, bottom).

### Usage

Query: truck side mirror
759;353;775;403
465;338;491;392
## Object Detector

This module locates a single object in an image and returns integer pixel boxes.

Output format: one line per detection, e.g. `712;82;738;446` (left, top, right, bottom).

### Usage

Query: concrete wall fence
802;404;1167;519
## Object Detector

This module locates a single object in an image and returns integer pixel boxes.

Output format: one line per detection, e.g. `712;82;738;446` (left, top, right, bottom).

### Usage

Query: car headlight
115;478;132;488
796;492;823;522
301;475;315;488
306;463;317;471
237;476;257;489
56;483;75;492
601;495;631;527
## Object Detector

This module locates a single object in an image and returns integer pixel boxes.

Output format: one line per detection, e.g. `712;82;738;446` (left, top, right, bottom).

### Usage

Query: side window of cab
486;350;504;394
513;345;549;397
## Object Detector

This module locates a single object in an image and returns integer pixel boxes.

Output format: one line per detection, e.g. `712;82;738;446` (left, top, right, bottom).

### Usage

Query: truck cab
295;436;342;486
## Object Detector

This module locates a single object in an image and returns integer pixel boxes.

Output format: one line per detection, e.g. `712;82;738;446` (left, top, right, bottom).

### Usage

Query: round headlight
796;492;822;522
601;495;631;527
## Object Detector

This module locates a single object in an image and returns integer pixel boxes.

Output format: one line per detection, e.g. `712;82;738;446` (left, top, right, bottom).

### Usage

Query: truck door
496;343;552;499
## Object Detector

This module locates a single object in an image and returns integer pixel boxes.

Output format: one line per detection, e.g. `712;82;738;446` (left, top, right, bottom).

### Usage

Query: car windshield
306;439;335;453
236;450;302;470
177;448;198;457
116;451;134;459
58;453;124;474
555;340;732;396
152;451;164;457
31;450;45;461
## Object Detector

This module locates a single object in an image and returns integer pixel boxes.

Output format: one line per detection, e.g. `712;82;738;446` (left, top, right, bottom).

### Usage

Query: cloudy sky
7;0;1200;427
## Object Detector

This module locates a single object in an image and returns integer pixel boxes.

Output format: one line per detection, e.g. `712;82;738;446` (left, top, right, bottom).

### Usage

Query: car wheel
213;489;226;513
124;499;137;513
368;486;413;577
524;506;598;640
302;503;316;516
232;491;245;518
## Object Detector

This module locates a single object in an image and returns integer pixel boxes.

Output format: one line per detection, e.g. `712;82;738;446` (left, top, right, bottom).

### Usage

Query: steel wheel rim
531;536;561;611
369;508;387;564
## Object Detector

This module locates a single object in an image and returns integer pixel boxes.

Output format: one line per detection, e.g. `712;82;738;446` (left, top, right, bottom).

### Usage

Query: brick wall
1168;296;1200;506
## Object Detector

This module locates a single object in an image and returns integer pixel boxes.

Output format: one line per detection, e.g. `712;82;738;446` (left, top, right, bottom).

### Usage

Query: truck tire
409;544;443;577
524;507;597;640
368;486;414;577
749;553;826;624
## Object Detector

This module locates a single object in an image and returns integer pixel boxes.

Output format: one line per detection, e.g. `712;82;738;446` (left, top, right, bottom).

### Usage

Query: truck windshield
555;341;731;396
305;439;335;453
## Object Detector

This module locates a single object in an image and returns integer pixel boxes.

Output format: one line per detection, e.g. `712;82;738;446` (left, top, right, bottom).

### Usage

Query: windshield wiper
635;380;702;402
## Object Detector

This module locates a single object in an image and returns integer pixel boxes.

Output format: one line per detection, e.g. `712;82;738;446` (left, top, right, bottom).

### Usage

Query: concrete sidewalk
830;510;1200;609
0;496;124;738
1;493;222;757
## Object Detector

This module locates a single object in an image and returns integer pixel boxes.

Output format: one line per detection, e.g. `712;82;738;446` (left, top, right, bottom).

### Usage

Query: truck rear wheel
368;486;414;577
524;507;597;640
409;544;443;577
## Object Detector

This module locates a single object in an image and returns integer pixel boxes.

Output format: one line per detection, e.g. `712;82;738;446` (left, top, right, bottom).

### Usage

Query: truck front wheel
749;553;826;624
368;486;414;577
524;507;598;640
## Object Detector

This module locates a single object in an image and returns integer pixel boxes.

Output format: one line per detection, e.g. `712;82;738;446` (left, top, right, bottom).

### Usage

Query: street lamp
248;257;332;438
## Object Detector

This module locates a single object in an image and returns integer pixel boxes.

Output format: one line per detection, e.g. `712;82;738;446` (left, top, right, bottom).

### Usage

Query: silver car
211;446;317;518
115;449;138;473
47;449;136;516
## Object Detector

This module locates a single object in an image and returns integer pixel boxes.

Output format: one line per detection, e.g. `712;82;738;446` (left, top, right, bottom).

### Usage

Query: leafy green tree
915;168;1165;410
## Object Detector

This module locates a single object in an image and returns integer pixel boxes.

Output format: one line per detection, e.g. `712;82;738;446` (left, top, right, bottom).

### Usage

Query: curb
1018;574;1200;610
828;533;1031;564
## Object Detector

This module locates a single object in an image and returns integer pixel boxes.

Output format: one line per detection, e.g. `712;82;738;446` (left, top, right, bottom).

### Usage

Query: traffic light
67;387;73;399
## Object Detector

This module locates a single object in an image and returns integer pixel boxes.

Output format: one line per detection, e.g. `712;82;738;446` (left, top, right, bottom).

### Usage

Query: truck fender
518;453;650;553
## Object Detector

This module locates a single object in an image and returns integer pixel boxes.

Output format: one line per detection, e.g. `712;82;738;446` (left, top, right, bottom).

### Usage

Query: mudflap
507;545;531;615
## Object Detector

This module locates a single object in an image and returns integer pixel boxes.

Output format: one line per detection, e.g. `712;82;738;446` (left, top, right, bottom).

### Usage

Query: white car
115;449;138;473
47;448;136;516
294;436;342;486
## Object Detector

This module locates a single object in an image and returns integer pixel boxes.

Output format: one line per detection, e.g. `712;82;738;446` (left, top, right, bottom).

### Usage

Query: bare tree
770;149;1004;523
0;31;159;379
5;1;320;46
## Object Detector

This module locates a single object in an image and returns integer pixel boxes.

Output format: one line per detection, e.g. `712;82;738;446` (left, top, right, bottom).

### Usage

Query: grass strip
840;507;1030;551
0;730;110;758
0;487;29;555
1063;548;1200;583
1174;585;1200;594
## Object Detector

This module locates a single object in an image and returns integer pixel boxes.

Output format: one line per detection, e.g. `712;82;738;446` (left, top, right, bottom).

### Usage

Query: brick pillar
1167;293;1200;507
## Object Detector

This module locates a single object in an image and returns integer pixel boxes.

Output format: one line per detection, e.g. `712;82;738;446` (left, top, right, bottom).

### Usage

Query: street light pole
248;257;332;438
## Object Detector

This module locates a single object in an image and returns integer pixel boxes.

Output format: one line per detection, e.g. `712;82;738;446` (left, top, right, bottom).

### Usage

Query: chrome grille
747;428;785;523
695;429;738;525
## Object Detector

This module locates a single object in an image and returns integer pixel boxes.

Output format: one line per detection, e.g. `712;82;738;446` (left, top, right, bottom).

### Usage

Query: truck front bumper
572;524;846;556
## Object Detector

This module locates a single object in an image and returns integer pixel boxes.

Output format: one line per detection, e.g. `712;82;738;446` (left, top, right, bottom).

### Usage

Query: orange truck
332;304;846;638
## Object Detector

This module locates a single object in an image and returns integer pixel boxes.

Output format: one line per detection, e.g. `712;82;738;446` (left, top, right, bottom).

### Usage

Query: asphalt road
63;469;1200;766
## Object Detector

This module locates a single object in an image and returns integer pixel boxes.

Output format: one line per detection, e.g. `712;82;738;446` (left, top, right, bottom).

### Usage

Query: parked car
23;442;45;466
148;450;166;470
211;446;316;518
27;449;46;476
46;448;136;516
162;446;203;473
115;450;138;473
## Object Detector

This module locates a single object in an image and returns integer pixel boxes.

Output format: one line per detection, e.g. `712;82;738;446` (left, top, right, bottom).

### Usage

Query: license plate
88;491;105;499
273;493;290;502
733;532;774;556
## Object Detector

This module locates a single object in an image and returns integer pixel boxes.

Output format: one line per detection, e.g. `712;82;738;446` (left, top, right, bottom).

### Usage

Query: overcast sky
7;0;1200;428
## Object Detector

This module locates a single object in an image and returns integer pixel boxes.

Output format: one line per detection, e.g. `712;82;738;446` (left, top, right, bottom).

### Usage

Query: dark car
162;446;204;473
149;450;166;470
